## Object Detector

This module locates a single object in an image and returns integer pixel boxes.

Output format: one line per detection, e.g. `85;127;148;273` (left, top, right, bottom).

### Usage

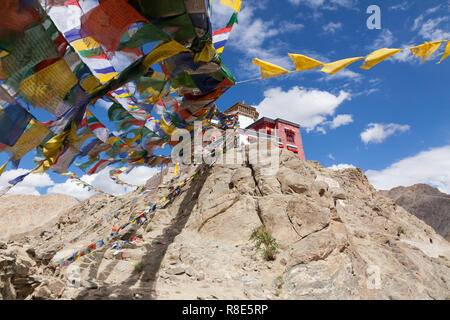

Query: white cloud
119;166;159;186
412;6;450;41
322;22;342;34
280;21;305;32
416;17;450;41
48;168;133;201
213;2;301;76
328;163;356;170
360;123;410;145
369;29;395;50
390;2;409;11
323;69;363;82
253;86;350;132
328;153;335;160
288;0;356;10
390;46;417;63
47;166;160;201
47;179;95;201
0;169;54;195
330;114;353;128
366;146;450;193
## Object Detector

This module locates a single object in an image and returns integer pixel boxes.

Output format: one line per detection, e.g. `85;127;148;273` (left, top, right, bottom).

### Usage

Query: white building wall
237;114;255;129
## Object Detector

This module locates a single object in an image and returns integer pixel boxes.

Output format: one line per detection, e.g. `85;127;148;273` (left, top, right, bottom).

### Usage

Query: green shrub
134;262;146;272
250;227;280;261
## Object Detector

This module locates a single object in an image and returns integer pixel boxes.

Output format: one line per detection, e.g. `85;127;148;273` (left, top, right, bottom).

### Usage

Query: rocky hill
1;147;449;300
0;194;78;241
380;184;450;242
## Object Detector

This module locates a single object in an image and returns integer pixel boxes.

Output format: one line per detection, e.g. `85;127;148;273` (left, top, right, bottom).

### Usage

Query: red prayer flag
80;0;147;52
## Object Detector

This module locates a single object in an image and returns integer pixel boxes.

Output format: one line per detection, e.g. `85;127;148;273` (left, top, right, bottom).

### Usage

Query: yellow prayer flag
81;76;102;94
438;41;450;64
252;58;291;79
142;41;190;72
19;59;78;115
160;113;176;135
288;54;323;71
71;37;101;51
321;57;364;75
0;161;8;177
97;72;118;84
174;162;179;177
220;0;242;12
194;42;217;63
6;120;51;161
361;48;403;70
409;41;443;62
34;129;70;173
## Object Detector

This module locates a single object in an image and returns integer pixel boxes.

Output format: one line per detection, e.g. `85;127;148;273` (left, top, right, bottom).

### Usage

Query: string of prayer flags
252;40;449;81
57;164;209;268
62;171;116;197
220;0;242;12
361;48;403;70
321;57;364;75
252;58;290;79
409;41;444;63
213;13;238;55
0;0;237;196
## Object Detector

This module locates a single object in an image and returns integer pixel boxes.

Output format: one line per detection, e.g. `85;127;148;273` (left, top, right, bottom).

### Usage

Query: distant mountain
0;194;78;241
380;184;450;242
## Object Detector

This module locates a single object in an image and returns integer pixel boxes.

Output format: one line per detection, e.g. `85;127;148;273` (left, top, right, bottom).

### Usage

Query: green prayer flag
118;24;171;50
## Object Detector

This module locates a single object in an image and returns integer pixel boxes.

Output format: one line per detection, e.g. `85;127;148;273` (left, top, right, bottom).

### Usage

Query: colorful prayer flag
321;57;364;75
438;41;450;64
288;54;324;71
220;0;242;12
410;41;444;62
213;13;238;55
252;58;290;79
361;48;403;70
86;110;110;142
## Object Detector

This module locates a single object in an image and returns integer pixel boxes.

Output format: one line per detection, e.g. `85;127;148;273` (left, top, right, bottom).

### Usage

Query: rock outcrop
1;147;449;300
380;184;450;242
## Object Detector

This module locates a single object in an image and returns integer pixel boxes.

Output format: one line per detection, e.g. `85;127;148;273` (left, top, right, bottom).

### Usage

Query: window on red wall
285;129;295;143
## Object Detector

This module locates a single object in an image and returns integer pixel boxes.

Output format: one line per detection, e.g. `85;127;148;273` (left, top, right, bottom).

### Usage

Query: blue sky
212;0;450;192
1;0;449;198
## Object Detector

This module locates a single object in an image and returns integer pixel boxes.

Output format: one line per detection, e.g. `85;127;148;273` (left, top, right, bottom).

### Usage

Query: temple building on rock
224;103;306;160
